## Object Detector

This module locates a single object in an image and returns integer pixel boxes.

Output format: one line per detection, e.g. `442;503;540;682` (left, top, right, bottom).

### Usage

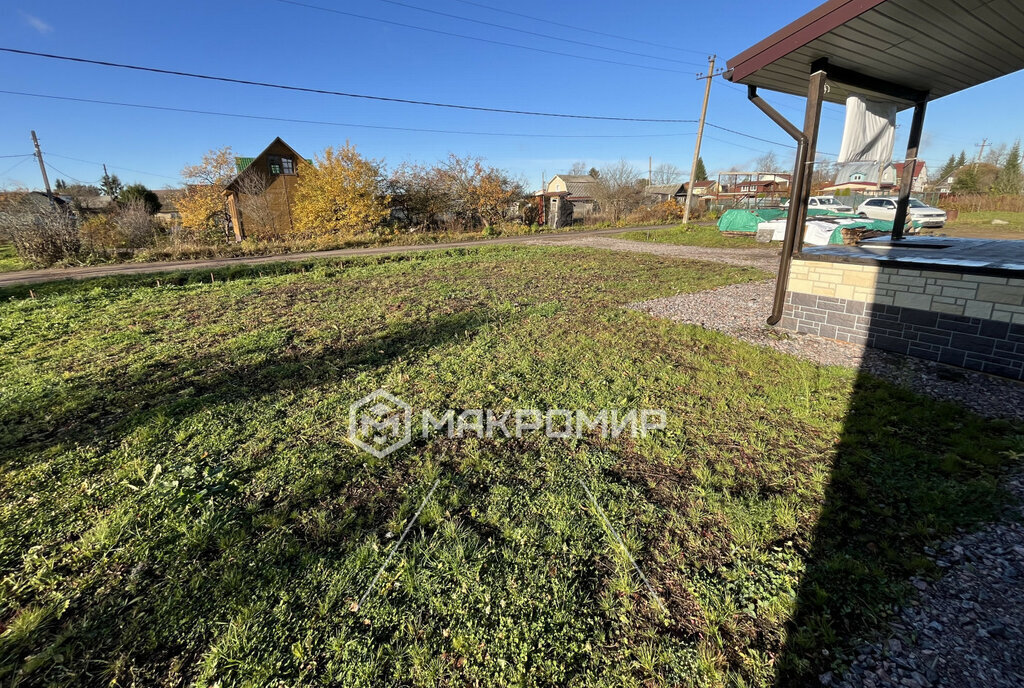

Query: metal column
891;100;928;241
794;70;827;253
748;86;808;326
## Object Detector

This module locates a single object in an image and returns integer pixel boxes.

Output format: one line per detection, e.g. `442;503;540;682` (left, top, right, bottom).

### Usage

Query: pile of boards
717;208;901;245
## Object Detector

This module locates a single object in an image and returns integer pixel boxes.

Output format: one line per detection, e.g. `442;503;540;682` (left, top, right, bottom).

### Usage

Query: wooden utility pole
30;130;54;206
974;138;989;169
683;55;721;225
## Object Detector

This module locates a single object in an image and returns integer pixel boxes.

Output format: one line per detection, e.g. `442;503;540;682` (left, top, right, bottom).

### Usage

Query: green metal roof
234;156;314;174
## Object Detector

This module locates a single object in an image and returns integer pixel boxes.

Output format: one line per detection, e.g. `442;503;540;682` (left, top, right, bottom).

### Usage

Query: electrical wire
0;153;33;159
44;162;88;186
269;0;690;74
0;47;696;122
0;90;697;139
45;153;180;181
0;157;31;178
355;0;702;66
447;0;711;56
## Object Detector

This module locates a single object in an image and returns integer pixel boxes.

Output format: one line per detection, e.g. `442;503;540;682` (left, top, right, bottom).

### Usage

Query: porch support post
891;99;928;241
794;69;827;253
748;85;807;325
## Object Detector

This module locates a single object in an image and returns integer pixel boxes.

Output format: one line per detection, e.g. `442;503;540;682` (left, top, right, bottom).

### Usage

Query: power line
45;153;180;181
269;0;689;74
0;47;696;122
0;157;31;178
0;153;33;159
356;0;703;67
0;90;697;139
448;0;710;56
44;161;88;186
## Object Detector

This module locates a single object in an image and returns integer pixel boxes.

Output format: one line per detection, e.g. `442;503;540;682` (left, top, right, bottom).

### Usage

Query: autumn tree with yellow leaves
176;146;236;240
291;143;389;236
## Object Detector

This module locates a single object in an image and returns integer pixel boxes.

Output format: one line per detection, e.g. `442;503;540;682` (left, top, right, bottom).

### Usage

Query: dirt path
526;235;781;271
0;227;670;288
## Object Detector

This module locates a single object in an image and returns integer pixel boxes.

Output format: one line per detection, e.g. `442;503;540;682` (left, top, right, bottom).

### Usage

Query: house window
268;155;296;175
851;173;865;182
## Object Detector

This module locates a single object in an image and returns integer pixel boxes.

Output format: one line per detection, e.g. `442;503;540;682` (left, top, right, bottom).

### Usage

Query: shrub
0;196;80;266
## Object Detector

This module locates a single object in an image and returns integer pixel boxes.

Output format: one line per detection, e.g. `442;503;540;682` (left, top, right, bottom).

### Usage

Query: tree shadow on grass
773;367;1020;683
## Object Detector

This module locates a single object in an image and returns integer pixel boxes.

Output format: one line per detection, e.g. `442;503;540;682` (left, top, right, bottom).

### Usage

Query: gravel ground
824;473;1024;688
629;279;1024;422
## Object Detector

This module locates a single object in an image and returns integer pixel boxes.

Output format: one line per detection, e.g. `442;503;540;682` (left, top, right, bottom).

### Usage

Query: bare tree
0;193;80;266
112;198;158;249
568;160;589;175
235;171;279;239
594;159;644;221
984;143;1008;167
651;162;685;185
755;151;779;173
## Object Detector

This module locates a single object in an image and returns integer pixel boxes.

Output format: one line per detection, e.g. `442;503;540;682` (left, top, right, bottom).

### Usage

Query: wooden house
223;137;312;240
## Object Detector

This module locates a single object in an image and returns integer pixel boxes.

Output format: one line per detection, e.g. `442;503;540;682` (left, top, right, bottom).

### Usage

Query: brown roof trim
726;0;888;83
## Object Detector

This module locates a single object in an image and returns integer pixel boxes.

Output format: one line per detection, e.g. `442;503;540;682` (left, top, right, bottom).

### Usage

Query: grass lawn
953;210;1024;229
614;224;761;249
0;244;26;272
0;246;1019;686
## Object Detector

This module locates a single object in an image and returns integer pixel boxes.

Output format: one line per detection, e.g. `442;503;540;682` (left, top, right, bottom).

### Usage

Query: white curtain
835;95;897;184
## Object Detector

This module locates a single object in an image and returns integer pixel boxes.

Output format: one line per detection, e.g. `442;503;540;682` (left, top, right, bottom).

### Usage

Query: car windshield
908;199;929;208
818;198;840;205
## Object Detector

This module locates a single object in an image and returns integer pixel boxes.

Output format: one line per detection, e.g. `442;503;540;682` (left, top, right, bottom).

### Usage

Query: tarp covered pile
717;208;900;246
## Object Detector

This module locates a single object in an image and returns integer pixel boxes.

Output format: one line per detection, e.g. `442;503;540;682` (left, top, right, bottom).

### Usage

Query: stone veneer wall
780;257;1024;380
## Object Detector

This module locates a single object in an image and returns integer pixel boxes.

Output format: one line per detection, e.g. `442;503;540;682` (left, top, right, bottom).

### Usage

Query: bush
0;197;80;266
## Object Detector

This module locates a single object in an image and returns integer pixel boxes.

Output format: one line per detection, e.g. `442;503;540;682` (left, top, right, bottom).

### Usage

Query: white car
782;196;855;213
857;197;947;228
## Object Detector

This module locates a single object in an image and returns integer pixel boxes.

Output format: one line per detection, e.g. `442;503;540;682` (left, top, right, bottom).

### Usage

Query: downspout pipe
747;85;810;325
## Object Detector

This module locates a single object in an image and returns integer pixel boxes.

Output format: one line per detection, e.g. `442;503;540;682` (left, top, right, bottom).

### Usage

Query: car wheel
858;212;868;218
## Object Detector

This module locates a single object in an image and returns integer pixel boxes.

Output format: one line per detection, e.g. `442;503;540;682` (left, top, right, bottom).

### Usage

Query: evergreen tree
955;150;968;168
935;154;957;182
694;156;709;182
992;140;1023;195
100;172;123;199
951;165;981;194
118;184;162;214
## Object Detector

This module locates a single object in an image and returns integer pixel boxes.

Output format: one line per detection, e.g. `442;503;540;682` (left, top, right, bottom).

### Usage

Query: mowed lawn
614;225;759;249
0;246;1019;687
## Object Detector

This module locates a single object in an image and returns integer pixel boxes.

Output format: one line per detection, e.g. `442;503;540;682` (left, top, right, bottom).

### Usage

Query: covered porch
724;0;1024;379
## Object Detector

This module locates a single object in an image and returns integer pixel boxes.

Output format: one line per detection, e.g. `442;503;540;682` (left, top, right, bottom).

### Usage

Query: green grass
951;210;1024;231
614;224;761;249
0;244;27;272
0;245;1019;687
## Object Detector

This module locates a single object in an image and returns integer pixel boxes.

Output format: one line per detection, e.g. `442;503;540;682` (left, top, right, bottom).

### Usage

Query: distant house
223;137;313;240
684;180;721;197
644;183;687;204
0;191;70;222
546;174;598;218
893;161;929;193
153;189;183;225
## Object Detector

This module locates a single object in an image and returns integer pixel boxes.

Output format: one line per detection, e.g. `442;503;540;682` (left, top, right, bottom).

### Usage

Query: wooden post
683;56;716;225
225;191;244;241
30;131;54;207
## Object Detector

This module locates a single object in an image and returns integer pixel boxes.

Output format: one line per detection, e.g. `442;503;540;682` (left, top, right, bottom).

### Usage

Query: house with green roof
223;137;313;240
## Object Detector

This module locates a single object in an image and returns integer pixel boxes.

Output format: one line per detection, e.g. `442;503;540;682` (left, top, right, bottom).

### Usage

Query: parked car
856;197;947;228
781;196;855;213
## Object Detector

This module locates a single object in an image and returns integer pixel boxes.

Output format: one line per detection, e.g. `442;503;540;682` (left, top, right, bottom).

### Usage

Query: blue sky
2;0;1022;191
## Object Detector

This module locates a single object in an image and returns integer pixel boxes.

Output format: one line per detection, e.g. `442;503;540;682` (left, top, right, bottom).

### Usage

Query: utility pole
974;138;989;169
648;156;652;185
683;55;722;224
30;130;54;207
